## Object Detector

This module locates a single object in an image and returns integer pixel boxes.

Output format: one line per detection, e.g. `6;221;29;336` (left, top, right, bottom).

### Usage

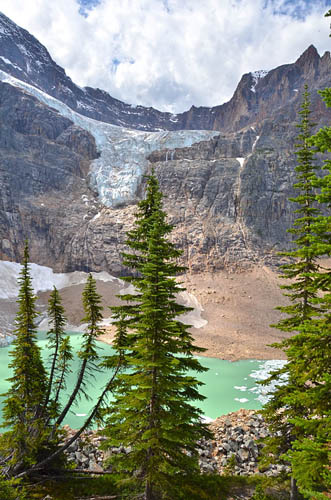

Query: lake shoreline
97;329;286;363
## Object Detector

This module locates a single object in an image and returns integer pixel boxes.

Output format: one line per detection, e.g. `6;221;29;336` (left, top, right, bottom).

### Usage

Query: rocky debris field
63;409;288;478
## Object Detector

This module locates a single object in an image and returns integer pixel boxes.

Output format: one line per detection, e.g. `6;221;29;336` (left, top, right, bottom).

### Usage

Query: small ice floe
234;386;247;392
249;387;259;393
234;398;249;403
249;360;287;404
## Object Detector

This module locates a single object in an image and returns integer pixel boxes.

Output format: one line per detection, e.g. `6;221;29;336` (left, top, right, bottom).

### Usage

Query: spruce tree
102;172;210;500
260;88;324;499
43;286;68;420
283;86;331;497
54;273;104;428
0;242;50;474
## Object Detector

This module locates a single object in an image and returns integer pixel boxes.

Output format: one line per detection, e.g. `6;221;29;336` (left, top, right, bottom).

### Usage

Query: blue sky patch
263;0;330;20
77;0;101;17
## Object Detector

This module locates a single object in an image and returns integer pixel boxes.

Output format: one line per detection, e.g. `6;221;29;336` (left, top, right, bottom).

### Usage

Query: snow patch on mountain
250;70;269;93
0;260;121;300
0;56;21;71
0;70;218;207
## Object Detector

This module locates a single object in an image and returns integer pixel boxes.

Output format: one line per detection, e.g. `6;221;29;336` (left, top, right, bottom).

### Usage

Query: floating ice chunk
234;385;247;392
249;360;287;404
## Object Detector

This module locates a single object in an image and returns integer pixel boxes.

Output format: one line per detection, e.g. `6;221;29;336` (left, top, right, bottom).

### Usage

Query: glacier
0;70;218;207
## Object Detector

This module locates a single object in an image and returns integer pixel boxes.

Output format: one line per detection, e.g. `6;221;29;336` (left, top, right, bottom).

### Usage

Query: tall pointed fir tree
102;171;210;500
0;242;50;475
283;16;331;497
42;286;69;421
260;87;327;500
284;85;331;497
52;273;104;429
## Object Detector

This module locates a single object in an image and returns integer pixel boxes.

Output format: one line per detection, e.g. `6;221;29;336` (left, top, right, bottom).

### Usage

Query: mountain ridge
0;11;330;133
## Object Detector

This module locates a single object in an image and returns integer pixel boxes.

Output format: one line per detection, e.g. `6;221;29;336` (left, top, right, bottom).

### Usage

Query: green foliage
44;286;69;419
251;483;275;500
223;453;237;475
272;86;322;330
0;250;116;483
0;242;52;474
55;273;104;428
260;88;331;497
284;84;331;499
0;476;27;500
102;171;211;499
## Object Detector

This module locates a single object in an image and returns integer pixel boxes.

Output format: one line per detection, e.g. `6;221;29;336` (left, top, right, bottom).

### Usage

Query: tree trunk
290;477;301;500
145;480;153;500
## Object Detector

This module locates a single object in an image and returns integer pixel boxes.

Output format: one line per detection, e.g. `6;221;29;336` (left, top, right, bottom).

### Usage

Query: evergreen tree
18;273;115;478
260;88;325;500
0;259;120;480
42;286;68;420
102;172;210;500
0;242;50;475
284;85;331;498
54;273;104;428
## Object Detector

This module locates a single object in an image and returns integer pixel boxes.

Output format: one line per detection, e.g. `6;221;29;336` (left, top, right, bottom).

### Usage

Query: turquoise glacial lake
0;332;280;429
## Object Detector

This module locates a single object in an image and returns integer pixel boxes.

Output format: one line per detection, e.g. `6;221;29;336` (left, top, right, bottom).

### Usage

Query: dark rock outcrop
0;81;100;268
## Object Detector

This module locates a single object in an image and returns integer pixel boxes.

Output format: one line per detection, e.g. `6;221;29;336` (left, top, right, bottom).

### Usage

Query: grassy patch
1;473;290;500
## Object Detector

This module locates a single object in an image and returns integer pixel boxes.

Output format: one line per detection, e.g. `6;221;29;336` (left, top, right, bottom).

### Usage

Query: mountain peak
295;44;319;67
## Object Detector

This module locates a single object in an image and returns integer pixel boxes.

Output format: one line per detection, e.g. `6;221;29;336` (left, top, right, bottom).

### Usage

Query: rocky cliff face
0;12;330;276
0;81;99;268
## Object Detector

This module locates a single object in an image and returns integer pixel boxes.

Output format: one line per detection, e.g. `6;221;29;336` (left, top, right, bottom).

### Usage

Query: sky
1;0;330;113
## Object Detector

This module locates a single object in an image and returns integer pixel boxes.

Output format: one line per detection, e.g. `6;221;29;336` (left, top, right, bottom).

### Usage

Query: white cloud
1;0;330;112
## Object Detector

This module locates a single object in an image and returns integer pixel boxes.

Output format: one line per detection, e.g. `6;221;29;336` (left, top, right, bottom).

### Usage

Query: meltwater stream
0;332;285;428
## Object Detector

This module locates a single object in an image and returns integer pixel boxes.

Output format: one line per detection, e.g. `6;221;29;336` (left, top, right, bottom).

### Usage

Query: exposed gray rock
0;12;330;280
61;410;289;478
